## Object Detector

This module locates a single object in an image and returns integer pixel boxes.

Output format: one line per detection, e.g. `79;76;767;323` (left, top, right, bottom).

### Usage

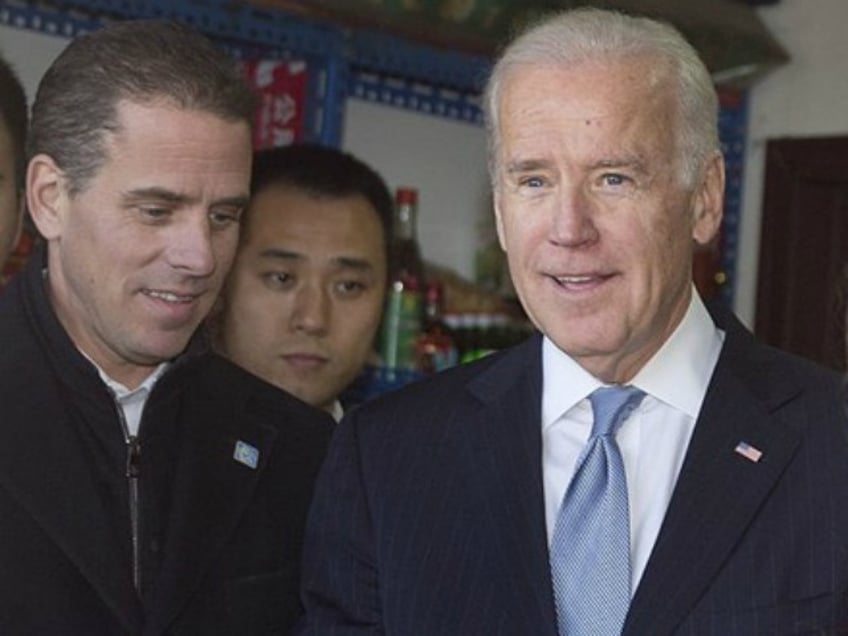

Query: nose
550;186;599;248
290;284;330;336
168;212;216;277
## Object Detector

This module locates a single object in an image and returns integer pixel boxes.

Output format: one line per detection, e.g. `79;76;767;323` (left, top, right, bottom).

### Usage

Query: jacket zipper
115;403;142;592
126;435;142;592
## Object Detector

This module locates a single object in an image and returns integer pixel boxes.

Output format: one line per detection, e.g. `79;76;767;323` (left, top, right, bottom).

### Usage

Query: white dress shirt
96;362;170;438
329;399;344;423
542;290;724;594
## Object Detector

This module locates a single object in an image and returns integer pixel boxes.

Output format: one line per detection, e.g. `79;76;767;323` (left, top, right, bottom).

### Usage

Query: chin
138;340;192;364
549;328;622;357
280;383;319;407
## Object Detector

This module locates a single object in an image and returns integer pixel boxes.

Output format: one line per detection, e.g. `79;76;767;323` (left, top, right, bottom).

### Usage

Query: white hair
483;7;720;189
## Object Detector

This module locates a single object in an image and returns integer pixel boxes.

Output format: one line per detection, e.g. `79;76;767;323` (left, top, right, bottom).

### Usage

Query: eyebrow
505;155;649;174
123;186;249;209
259;248;375;272
591;156;648;174
334;256;375;271
504;159;553;174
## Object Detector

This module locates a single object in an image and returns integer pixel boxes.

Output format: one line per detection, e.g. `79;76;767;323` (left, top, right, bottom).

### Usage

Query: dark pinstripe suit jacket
297;305;848;635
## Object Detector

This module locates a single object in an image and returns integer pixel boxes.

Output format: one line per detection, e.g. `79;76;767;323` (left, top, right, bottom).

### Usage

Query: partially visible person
214;143;392;421
297;7;848;636
0;19;332;634
0;53;27;270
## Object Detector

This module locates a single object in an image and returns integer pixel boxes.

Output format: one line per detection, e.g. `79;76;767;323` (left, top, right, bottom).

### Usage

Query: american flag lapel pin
734;440;763;463
233;440;260;469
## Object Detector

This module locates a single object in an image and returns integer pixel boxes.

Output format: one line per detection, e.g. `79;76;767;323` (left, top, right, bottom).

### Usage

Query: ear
493;187;507;252
27;154;68;241
691;151;725;246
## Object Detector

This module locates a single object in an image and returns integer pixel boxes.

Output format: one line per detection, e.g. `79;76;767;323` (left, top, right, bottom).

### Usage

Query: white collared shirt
96;363;170;438
329;399;344;423
542;290;724;594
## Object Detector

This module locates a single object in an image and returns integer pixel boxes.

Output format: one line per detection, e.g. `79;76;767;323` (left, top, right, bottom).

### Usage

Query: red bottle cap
395;187;418;205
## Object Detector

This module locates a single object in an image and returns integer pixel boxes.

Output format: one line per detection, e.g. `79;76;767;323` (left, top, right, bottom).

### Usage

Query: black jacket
0;252;334;635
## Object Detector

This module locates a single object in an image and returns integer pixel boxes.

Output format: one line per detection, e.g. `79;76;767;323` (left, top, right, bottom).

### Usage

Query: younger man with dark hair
215;143;392;420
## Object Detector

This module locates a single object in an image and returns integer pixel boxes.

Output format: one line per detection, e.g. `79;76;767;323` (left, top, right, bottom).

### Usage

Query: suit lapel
463;335;559;636
0;383;142;632
625;323;803;635
145;371;278;635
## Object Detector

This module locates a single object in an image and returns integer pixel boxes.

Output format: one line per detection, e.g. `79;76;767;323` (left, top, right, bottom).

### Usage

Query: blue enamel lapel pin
233;440;260;469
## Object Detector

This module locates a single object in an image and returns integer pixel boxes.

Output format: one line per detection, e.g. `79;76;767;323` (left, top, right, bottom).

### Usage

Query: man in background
0;53;27;269
298;7;848;635
214;143;392;421
0;19;332;634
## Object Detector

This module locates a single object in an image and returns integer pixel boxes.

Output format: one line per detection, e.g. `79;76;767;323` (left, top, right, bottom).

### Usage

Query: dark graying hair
248;143;394;268
483;7;720;189
27;19;257;195
0;54;28;191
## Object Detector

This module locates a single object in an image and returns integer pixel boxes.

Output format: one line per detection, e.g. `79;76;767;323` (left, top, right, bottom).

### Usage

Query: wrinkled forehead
498;54;673;113
496;59;678;148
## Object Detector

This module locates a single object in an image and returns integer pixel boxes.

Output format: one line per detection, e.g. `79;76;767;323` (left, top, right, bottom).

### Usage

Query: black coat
0;253;334;635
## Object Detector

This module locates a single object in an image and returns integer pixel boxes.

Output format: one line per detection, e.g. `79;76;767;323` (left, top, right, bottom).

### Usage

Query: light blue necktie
550;385;646;636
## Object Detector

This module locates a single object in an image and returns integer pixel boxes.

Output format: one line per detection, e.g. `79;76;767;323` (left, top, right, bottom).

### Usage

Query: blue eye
521;176;545;188
601;173;629;186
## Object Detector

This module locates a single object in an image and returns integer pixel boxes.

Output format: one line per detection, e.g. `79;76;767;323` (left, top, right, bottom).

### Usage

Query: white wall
737;0;848;326
5;0;848;320
0;25;67;106
342;99;490;281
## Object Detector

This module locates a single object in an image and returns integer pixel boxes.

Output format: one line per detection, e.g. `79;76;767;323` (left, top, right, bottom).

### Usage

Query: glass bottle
379;277;422;373
392;187;425;288
379;187;425;373
415;281;458;374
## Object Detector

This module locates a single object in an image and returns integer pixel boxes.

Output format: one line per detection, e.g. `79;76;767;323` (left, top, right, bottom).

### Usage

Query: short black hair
0;54;28;191
249;143;393;266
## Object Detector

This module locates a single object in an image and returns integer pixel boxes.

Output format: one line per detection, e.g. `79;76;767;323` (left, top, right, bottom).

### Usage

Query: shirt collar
92;358;170;401
329;399;344;423
542;288;724;429
630;290;724;417
542;337;603;430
